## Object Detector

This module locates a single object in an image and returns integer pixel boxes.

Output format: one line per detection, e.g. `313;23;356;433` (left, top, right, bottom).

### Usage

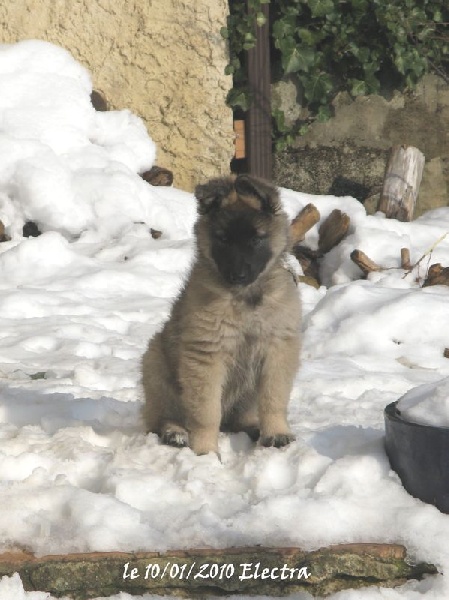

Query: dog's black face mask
210;216;272;287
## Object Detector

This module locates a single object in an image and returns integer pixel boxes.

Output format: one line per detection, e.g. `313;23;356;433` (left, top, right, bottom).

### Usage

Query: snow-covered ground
1;40;449;600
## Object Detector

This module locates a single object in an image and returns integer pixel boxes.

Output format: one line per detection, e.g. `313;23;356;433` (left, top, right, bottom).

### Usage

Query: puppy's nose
229;271;248;285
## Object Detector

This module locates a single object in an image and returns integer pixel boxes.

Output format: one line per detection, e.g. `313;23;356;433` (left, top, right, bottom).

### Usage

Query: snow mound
398;376;449;427
0;39;198;240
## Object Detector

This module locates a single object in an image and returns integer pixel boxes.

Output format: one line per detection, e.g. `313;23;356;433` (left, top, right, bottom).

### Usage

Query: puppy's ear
235;174;281;213
195;177;235;215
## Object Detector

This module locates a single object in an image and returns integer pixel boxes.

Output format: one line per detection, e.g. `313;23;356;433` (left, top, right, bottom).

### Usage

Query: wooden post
378;145;425;221
246;1;272;180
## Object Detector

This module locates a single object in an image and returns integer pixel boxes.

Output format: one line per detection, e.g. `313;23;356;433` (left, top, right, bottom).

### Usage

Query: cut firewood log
150;228;162;239
423;263;449;287
318;209;350;254
400;248;412;270
297;275;320;289
0;544;436;599
90;90;108;112
290;203;320;246
350;249;382;276
292;245;321;285
0;220;11;242
22;221;41;238
141;166;174;187
378;145;425;222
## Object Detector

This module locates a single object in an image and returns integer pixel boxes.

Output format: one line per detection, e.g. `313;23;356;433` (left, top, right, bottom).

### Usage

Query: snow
0;39;449;600
398;377;449;427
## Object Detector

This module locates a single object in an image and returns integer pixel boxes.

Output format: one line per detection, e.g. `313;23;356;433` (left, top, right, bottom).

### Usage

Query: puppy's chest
187;298;265;349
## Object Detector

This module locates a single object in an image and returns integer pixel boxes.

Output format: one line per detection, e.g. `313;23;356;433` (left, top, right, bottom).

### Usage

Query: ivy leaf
256;12;267;27
350;78;368;96
350;0;368;10
317;104;332;122
273;17;296;41
417;25;435;41
433;8;443;22
308;0;336;18
272;108;288;133
348;42;370;63
227;88;251;111
283;46;316;74
298;27;317;45
300;71;334;103
363;71;381;94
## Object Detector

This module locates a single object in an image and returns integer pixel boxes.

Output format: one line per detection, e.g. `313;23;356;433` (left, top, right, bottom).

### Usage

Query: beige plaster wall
0;0;234;191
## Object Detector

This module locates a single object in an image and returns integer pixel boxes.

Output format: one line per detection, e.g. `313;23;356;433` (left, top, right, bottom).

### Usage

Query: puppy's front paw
260;433;296;448
190;429;219;456
161;430;189;448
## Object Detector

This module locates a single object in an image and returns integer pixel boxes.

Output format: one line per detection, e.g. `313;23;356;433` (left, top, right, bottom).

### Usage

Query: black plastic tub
384;401;449;514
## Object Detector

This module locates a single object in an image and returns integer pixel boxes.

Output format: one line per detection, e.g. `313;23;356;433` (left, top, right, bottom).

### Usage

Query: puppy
142;174;301;455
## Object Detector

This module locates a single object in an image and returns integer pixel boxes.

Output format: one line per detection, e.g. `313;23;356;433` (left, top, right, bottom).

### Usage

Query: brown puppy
142;174;301;455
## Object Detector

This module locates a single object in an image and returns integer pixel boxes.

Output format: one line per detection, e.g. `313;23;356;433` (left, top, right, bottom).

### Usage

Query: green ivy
222;0;449;150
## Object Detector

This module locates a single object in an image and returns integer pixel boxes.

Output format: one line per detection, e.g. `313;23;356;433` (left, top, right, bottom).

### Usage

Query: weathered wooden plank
0;544;436;599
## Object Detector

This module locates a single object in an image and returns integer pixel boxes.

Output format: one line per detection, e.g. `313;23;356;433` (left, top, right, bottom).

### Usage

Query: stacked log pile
287;143;449;291
289;205;351;288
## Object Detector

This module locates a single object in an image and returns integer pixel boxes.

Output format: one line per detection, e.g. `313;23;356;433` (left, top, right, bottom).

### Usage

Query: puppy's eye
251;233;267;246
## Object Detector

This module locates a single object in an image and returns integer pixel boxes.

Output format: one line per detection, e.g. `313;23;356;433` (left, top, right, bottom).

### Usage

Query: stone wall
273;75;449;217
0;0;234;192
